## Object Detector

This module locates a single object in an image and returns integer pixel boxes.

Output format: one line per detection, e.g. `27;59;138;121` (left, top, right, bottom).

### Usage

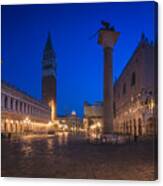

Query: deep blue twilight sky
2;2;156;117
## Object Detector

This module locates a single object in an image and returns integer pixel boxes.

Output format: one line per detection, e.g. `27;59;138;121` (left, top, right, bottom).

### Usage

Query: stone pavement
1;134;157;180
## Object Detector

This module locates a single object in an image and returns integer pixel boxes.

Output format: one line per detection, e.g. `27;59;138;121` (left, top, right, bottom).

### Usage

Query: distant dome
71;110;76;116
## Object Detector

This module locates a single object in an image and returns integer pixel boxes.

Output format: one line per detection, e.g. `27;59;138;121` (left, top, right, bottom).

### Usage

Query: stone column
98;29;120;134
103;46;113;132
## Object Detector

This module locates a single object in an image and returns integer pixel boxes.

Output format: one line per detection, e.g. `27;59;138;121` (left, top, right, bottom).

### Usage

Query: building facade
83;101;103;132
67;111;82;132
1;81;51;134
113;34;157;136
57;111;82;132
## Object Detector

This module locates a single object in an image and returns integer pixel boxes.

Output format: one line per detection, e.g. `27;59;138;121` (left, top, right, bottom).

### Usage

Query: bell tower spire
42;32;56;77
42;33;57;121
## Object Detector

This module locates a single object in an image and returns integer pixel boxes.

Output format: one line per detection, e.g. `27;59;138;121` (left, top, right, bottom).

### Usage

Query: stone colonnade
1;119;51;134
114;116;155;136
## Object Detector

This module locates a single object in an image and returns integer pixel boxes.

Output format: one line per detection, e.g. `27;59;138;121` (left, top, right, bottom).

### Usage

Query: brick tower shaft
42;33;56;121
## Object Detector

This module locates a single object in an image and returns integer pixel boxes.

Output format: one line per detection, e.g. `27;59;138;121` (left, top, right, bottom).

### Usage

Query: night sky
1;1;156;117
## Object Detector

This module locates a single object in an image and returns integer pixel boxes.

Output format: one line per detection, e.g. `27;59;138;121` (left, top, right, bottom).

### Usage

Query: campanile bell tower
42;33;56;121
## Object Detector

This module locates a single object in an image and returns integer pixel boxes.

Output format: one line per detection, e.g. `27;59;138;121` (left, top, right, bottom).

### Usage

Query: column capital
98;30;120;48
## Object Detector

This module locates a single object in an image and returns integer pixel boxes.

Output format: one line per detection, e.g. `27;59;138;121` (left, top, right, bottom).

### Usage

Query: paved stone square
1;133;157;180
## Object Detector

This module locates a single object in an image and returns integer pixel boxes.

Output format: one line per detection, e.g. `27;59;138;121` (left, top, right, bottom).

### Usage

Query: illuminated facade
67;111;82;132
57;111;82;132
83;102;103;132
42;33;57;121
114;34;157;136
1;81;52;134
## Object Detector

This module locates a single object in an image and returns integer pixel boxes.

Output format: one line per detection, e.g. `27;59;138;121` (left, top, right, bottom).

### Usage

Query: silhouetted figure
101;20;110;29
101;20;115;31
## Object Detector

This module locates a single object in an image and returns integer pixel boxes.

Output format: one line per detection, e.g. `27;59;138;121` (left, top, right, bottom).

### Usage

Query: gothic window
149;91;153;95
131;72;136;86
113;102;116;118
123;83;126;95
